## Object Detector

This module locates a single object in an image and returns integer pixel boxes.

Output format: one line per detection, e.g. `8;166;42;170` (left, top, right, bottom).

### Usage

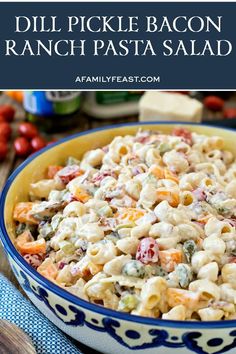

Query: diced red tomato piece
136;237;159;264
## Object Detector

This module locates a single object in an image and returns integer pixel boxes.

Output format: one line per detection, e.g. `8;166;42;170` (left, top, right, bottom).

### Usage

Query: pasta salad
13;128;236;321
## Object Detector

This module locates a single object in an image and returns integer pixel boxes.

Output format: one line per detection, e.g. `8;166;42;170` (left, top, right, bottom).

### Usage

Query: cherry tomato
0;105;15;122
31;136;46;152
0;122;12;140
0;134;8;143
203;96;224;111
14;137;31;157
0;115;7;123
172;127;192;145
223;108;236;119
18;122;38;139
136;237;159;264
57;165;81;184
0;141;8;160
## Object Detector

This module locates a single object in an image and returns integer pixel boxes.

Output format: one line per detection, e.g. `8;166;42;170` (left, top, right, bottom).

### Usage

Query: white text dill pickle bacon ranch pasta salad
13;128;236;321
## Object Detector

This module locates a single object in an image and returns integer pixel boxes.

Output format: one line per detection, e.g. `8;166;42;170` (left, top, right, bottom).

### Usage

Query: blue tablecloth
0;273;81;354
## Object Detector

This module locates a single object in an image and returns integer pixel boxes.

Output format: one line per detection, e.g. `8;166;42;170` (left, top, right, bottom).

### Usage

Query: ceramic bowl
1;122;236;354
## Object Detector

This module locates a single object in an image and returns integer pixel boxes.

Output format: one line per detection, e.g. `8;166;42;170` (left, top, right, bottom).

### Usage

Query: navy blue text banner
0;2;235;89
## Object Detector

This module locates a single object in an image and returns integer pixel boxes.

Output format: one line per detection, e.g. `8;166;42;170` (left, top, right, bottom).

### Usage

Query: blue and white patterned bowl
1;122;236;354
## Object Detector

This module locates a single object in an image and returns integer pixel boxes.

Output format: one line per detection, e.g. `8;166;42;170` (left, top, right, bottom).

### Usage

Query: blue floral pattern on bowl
10;257;236;354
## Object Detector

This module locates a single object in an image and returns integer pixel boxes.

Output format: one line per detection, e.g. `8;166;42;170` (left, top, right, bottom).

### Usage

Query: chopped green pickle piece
118;294;139;312
183;239;197;263
122;260;146;278
159;142;171;156
67;156;80;166
175;263;193;288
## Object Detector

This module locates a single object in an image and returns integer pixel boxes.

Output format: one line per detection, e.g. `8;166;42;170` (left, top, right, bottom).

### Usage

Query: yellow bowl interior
4;123;236;243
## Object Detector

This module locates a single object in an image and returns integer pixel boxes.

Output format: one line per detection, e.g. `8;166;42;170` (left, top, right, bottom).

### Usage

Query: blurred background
1;90;236;183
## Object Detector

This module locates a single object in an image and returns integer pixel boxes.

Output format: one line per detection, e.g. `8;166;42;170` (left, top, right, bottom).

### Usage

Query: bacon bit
23;253;44;269
134;131;151;144
172;127;193;145
91;170;116;187
57;165;83;184
229;256;236;263
105;197;112;203
226;219;236;228
58;261;66;270
192;188;206;201
102;145;109;153
135;136;150;144
132;166;145;176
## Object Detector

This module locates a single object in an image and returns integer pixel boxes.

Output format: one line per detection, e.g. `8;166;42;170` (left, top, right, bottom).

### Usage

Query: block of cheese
139;91;203;123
